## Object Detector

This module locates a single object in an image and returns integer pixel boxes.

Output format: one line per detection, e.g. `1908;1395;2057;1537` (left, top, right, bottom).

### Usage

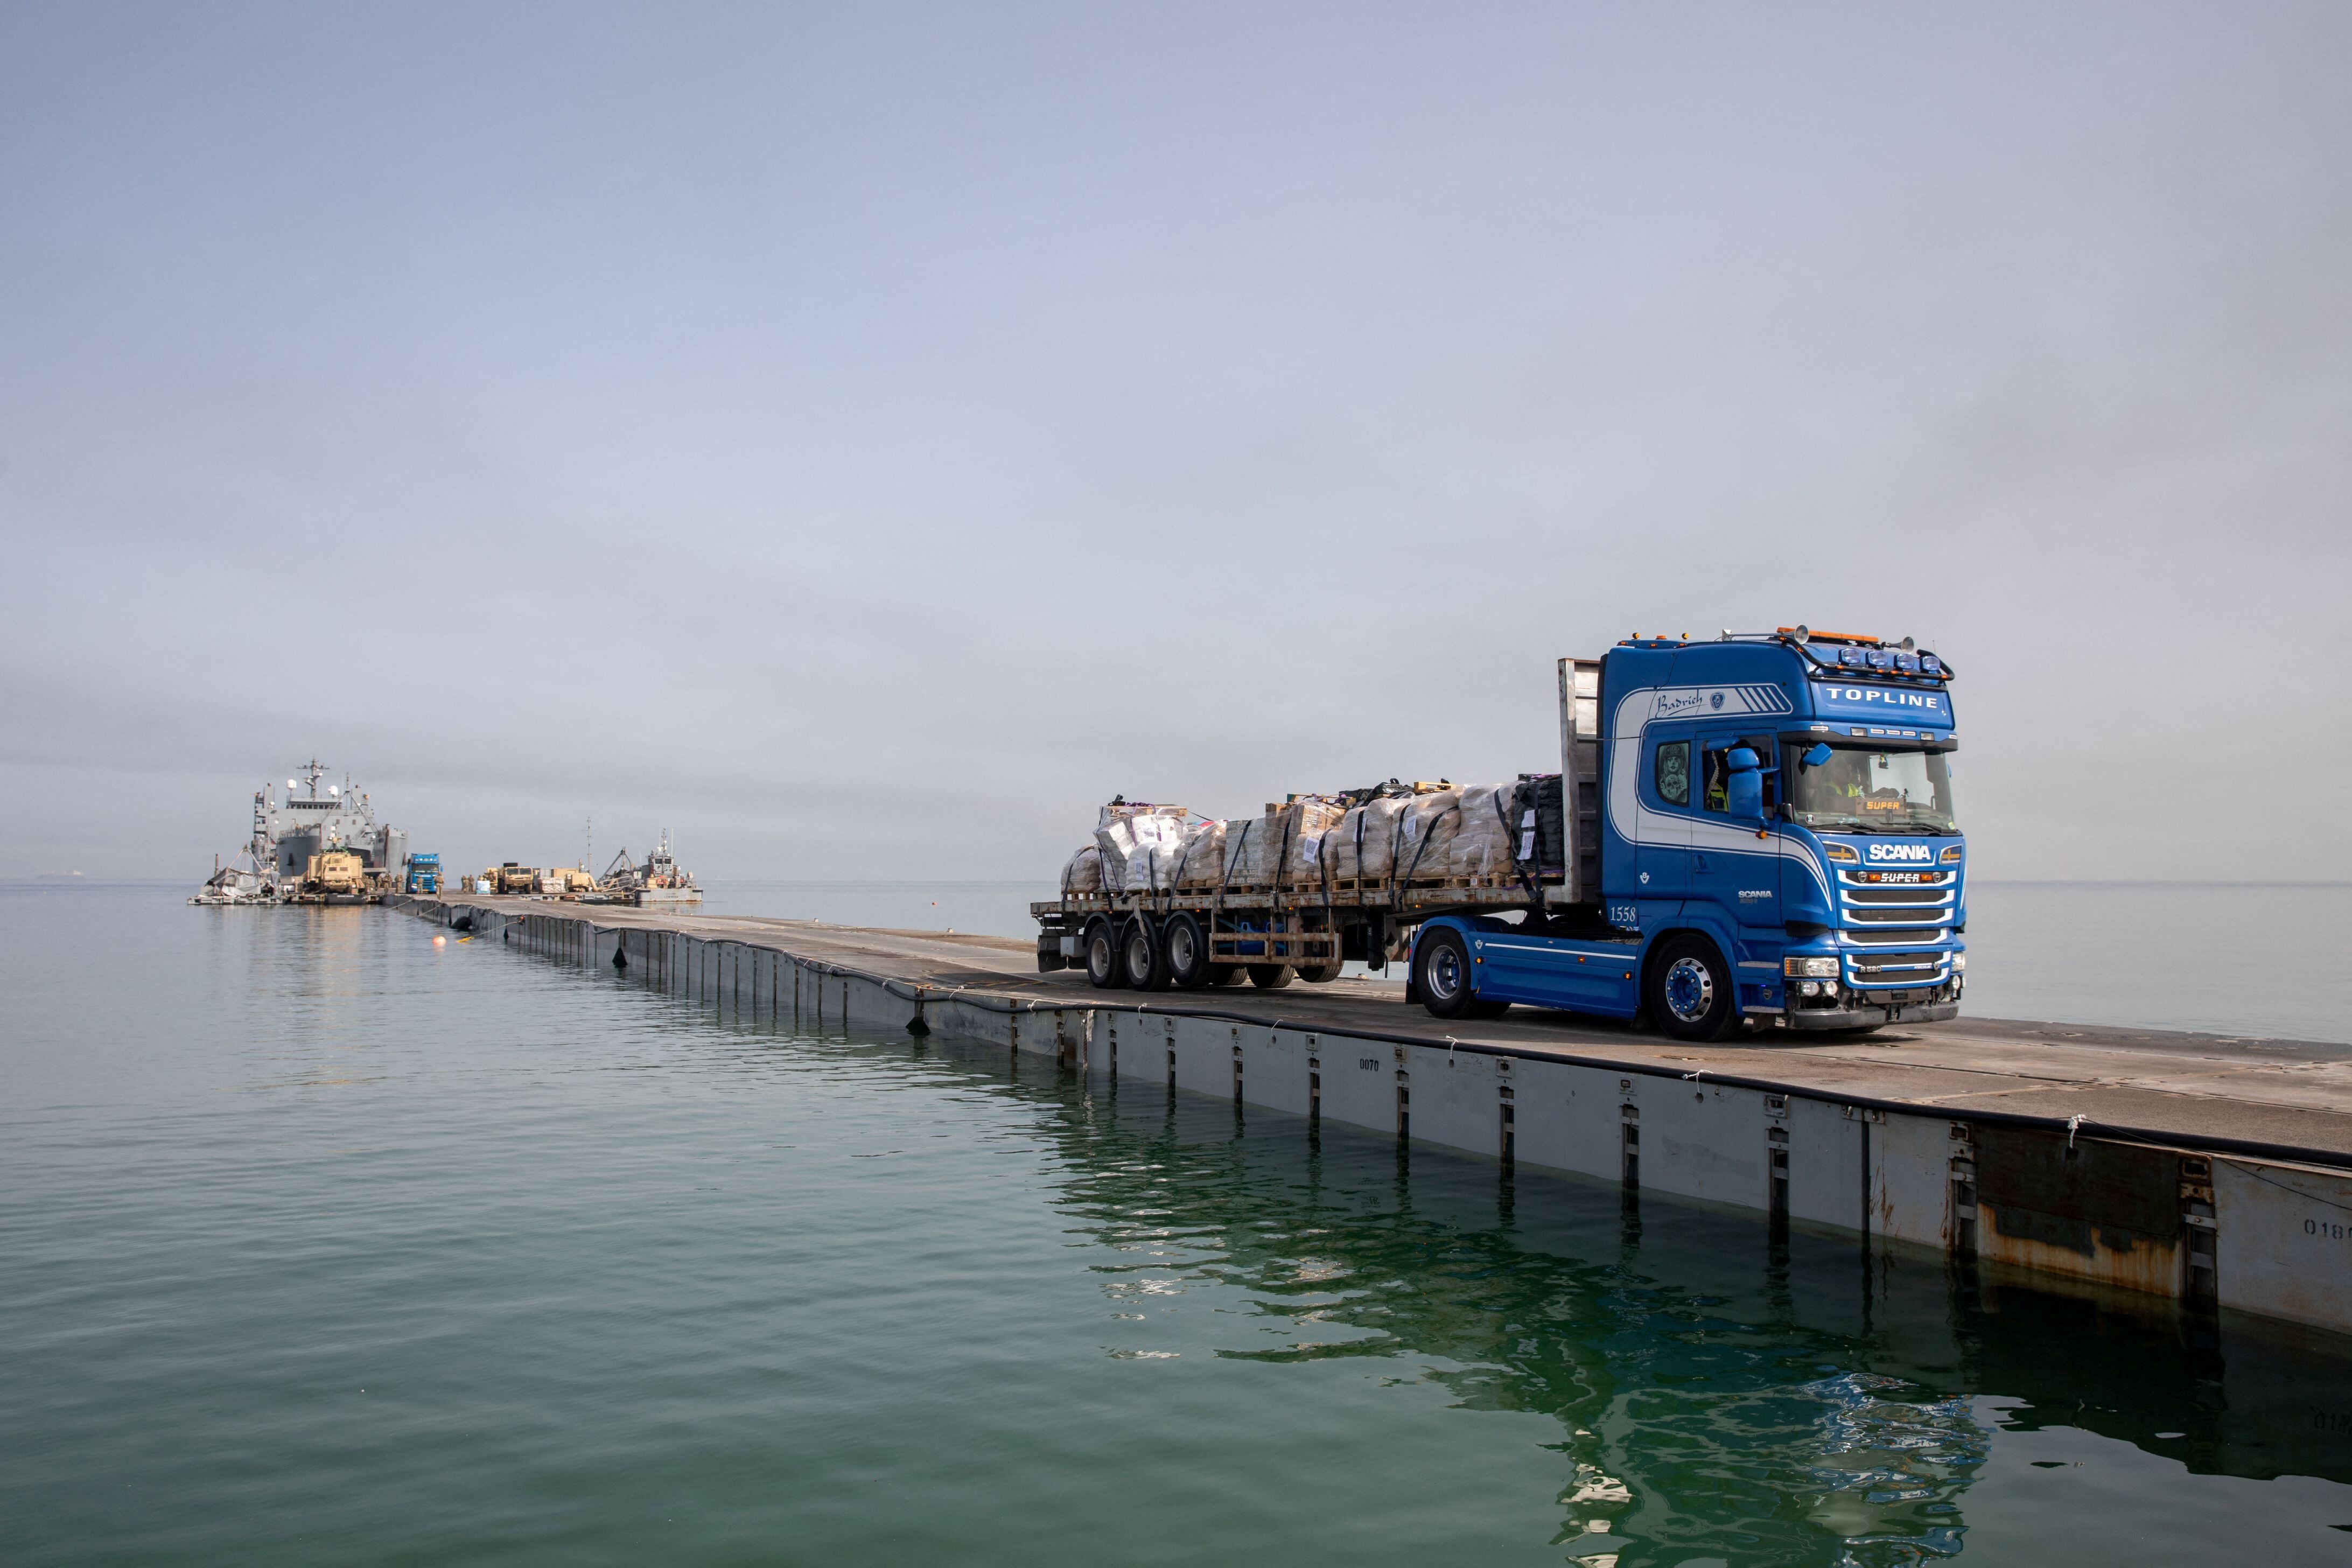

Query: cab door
1692;731;1782;928
1636;727;1695;901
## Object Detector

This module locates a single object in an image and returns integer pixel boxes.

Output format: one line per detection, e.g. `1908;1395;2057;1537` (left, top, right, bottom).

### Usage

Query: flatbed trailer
1033;660;1602;990
1031;875;1570;984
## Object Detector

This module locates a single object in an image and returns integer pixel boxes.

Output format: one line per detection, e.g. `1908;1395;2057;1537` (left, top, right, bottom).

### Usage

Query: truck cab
1415;628;1965;1039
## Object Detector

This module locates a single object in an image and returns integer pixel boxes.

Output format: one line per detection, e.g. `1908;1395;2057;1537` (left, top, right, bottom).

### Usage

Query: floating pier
393;894;2352;1340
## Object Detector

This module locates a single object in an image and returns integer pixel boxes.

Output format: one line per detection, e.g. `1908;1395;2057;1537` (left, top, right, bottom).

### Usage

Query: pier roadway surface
468;899;2352;1161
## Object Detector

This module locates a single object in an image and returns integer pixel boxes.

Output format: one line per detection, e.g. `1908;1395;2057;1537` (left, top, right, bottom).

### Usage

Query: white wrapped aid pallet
1060;844;1103;896
1095;806;1190;895
1295;826;1329;894
1219;815;1275;889
1221;799;1345;890
1327;796;1410;884
1282;798;1347;886
1391;789;1463;885
1443;784;1520;879
1168;818;1228;888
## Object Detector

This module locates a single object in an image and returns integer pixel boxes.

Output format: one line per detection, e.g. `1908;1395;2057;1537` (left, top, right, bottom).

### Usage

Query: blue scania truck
1035;625;1964;1042
1410;627;1964;1040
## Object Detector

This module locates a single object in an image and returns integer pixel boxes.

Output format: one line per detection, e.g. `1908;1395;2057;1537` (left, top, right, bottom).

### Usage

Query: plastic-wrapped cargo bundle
1221;798;1345;890
1095;804;1189;895
1327;795;1410;884
1060;844;1103;895
1168;818;1228;888
1282;797;1348;887
1443;783;1520;879
1219;814;1274;888
1391;789;1462;885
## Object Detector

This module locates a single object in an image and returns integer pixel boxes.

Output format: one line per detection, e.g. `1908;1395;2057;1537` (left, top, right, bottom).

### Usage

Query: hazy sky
3;2;2347;884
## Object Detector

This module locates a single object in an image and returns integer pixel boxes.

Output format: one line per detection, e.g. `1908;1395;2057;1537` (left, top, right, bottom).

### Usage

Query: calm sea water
6;885;2352;1566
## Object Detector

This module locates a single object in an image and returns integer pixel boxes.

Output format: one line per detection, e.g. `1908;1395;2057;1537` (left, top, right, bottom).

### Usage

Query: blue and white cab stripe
1605;684;1834;902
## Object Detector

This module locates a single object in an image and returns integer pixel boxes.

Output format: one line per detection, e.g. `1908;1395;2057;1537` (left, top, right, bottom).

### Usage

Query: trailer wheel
1206;964;1247;986
1084;919;1125;989
1415;928;1474;1018
1163;912;1211;989
1247;964;1295;989
1297;963;1343;983
1647;935;1734;1041
1123;918;1172;991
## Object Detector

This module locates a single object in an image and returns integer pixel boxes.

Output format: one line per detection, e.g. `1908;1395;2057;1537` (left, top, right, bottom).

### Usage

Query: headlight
1784;956;1838;978
1940;845;1963;864
1824;844;1859;863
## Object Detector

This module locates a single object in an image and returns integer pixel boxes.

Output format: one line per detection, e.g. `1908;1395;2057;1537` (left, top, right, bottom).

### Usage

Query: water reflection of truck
1039;627;1964;1040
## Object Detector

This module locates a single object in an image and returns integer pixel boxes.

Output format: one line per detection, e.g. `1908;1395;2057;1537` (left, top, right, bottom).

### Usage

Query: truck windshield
1786;744;1957;834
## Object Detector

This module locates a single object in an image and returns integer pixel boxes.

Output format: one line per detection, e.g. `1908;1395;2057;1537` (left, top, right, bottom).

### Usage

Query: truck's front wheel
1647;936;1734;1041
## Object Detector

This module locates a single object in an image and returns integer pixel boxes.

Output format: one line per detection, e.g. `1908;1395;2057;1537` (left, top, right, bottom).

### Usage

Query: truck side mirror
1801;743;1832;768
1726;768;1763;821
1726;747;1760;772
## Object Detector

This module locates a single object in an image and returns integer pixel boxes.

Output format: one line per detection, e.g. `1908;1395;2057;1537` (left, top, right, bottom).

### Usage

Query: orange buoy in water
433;935;447;947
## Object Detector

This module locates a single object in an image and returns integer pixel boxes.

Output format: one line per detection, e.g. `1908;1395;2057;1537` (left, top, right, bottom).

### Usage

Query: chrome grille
1843;926;1944;944
1844;885;1950;905
1847;949;1948;985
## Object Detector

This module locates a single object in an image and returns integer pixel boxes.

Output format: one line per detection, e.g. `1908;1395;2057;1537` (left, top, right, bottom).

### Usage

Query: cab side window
1700;736;1780;813
1700;746;1729;813
1743;736;1779;810
1653;739;1690;807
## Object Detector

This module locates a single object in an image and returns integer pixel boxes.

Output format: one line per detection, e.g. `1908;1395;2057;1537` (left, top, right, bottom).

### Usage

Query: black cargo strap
1272;811;1298;901
1216;819;1250;913
1394;799;1458;901
1166;829;1193;914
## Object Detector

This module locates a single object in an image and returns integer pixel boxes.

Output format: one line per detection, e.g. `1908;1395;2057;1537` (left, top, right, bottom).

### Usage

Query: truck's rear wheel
1084;920;1125;989
1297;962;1343;983
1163;912;1211;989
1247;964;1294;989
1206;964;1245;986
1647;935;1734;1041
1415;928;1474;1018
1123;918;1172;991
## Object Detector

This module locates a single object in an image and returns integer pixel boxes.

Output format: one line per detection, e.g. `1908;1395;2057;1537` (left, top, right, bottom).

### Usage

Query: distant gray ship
598;831;702;905
192;760;410;905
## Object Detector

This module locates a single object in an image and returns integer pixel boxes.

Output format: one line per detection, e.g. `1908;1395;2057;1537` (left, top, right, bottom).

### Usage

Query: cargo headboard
1551;656;1602;907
